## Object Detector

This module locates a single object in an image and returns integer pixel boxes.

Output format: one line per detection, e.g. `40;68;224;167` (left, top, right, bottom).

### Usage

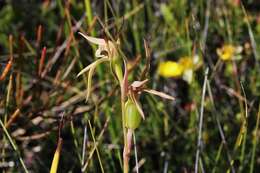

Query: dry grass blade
50;114;64;173
234;82;248;149
127;54;141;73
241;3;259;65
41;15;84;77
50;138;63;173
5;108;20;129
86;16;98;33
38;47;47;76
140;39;151;80
15;131;52;141
36;25;43;46
81;117;110;172
0;59;12;81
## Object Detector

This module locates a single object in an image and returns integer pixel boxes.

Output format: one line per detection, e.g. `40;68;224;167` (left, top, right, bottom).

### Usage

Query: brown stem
123;129;133;173
121;59;130;173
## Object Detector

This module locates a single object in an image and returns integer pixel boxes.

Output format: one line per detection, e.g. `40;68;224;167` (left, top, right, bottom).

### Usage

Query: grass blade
50;138;63;173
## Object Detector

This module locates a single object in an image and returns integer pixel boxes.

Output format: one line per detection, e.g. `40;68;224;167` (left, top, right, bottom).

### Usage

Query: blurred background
0;0;260;172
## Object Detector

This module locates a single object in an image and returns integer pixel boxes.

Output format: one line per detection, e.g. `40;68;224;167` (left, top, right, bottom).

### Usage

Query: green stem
121;83;129;173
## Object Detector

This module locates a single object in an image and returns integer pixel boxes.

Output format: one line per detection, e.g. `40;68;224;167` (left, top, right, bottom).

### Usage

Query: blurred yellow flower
217;44;242;61
158;54;201;83
178;56;193;70
217;44;235;61
158;61;183;78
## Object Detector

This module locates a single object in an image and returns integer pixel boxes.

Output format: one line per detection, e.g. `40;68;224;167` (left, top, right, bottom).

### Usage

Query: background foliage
0;0;260;172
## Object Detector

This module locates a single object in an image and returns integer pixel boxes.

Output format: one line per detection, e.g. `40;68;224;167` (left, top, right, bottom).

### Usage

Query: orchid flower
77;32;121;101
123;78;175;172
126;79;175;120
77;33;175;173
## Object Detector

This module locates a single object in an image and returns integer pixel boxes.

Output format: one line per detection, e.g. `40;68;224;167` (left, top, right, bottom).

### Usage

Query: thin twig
195;68;208;173
200;0;211;53
207;81;235;173
249;104;260;173
41;14;85;77
133;131;139;173
81;117;110;172
81;126;88;167
0;119;29;173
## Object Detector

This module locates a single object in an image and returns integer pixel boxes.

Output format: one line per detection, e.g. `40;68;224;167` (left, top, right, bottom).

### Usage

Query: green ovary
125;99;141;130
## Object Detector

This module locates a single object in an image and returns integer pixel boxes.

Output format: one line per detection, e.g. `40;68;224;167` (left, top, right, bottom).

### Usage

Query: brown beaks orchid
77;32;119;76
77;32;121;102
76;34;175;173
78;32;119;58
127;79;175;120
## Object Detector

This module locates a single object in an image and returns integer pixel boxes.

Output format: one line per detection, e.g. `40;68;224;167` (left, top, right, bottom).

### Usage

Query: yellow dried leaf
50;138;63;173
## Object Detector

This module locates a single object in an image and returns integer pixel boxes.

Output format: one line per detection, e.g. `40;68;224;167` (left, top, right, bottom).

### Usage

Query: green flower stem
116;61;129;173
120;83;128;173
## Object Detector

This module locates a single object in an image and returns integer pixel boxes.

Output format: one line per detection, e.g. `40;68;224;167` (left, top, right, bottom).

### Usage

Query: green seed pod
125;99;141;130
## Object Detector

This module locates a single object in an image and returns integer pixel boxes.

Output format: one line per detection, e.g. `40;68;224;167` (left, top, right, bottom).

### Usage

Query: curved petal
78;32;106;45
86;65;95;102
131;79;149;89
143;89;175;100
77;57;109;77
130;92;145;120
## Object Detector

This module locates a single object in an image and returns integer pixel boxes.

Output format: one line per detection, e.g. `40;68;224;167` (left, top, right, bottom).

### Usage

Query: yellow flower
158;55;201;83
216;44;236;61
158;61;184;78
178;56;193;70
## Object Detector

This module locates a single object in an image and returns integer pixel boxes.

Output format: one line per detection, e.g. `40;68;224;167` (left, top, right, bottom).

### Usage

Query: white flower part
233;46;243;60
95;45;107;58
79;32;106;45
193;54;200;65
235;46;243;54
130;79;149;90
182;69;193;84
78;32;118;59
143;89;175;100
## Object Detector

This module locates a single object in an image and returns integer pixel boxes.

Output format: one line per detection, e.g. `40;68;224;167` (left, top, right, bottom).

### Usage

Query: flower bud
125;99;141;130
